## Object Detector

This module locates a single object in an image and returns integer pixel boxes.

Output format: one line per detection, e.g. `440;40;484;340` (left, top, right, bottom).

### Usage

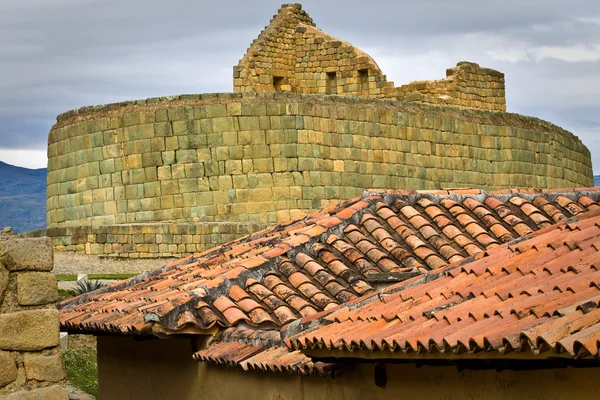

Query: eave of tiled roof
59;187;600;336
192;327;340;377
284;208;600;359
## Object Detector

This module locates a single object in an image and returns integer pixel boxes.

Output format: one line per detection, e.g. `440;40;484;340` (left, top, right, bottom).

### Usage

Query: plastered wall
47;92;593;235
234;4;506;111
97;336;600;400
0;233;67;399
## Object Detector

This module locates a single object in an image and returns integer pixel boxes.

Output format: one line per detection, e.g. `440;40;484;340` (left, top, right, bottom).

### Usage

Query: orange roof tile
285;208;600;359
59;187;600;337
192;328;340;376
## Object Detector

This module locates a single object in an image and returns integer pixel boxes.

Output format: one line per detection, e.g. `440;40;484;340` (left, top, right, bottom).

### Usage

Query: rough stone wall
234;4;506;111
391;62;506;111
0;232;67;399
24;221;269;258
233;3;316;94
46;92;592;239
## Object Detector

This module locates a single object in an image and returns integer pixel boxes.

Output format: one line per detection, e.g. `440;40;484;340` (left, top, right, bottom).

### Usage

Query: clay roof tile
60;188;600;341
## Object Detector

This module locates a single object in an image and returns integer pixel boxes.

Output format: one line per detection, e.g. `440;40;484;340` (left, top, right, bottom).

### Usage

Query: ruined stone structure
0;233;67;399
234;4;506;111
35;4;593;258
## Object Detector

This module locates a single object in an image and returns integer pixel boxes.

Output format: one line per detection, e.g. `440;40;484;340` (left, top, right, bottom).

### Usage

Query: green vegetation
63;335;98;398
58;289;75;301
55;273;137;282
73;280;108;295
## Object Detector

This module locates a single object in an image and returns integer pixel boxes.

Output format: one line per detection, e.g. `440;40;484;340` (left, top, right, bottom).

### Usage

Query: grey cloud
0;0;599;173
0;117;51;149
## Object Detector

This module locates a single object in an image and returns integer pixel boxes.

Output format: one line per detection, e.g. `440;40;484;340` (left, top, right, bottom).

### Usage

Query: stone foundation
24;221;270;258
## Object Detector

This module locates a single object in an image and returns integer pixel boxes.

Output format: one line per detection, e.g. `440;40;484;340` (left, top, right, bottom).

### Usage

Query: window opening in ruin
326;72;337;94
273;76;285;92
358;69;369;91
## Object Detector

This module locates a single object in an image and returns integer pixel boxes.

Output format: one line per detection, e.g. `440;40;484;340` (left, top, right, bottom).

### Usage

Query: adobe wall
234;4;506;111
0;233;67;399
97;336;600;400
46;92;593;257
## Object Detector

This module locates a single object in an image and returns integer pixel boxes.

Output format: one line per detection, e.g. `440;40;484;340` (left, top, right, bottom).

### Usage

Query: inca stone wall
0;232;67;399
391;62;506;111
234;4;506;111
25;222;269;259
44;92;593;257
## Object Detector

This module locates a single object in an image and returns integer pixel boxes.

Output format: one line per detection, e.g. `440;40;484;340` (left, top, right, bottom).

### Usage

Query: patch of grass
63;345;98;398
55;274;77;281
58;289;76;301
55;273;137;282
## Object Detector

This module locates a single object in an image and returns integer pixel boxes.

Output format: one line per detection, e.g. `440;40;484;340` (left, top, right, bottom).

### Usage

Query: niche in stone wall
326;72;337;94
273;76;286;92
358;69;369;91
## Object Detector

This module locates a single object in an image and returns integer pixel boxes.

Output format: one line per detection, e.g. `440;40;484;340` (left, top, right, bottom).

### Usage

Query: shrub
73;279;107;296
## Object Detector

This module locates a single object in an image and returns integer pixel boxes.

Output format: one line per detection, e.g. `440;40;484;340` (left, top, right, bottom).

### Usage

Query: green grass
63;346;98;398
55;273;137;282
58;289;76;301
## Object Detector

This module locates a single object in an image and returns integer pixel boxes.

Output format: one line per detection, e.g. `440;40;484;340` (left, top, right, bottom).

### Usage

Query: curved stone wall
47;92;593;231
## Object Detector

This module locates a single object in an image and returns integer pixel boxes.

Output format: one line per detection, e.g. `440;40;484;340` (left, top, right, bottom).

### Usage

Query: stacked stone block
0;232;67;399
392;62;506;111
234;4;391;100
233;3;315;94
24;221;270;258
46;92;593;258
234;4;506;111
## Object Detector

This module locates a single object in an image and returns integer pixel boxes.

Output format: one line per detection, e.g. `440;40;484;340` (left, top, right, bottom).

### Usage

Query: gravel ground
68;384;95;400
53;252;175;275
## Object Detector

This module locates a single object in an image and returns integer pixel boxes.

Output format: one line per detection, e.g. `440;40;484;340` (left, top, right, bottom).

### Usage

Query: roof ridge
364;187;600;199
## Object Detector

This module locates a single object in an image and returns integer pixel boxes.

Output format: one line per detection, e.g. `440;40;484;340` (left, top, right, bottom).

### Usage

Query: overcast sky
0;0;599;174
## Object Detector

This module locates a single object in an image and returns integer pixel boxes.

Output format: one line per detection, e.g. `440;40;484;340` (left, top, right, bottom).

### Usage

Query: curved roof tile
60;187;600;338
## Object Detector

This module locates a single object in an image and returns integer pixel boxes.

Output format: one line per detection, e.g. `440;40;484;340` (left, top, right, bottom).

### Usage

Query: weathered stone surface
0;384;68;400
17;272;58;306
0;351;17;388
0;309;60;351
0;264;8;305
0;237;53;271
23;352;65;382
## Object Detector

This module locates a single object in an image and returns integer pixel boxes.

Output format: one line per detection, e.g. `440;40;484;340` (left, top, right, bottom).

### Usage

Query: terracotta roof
59;187;600;335
285;208;600;359
192;327;339;377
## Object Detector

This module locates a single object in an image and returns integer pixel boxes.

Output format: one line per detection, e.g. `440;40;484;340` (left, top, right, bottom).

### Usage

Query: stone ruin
25;4;592;259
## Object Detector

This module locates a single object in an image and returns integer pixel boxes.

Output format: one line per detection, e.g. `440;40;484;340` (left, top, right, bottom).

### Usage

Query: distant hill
595;176;600;187
0;161;47;233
